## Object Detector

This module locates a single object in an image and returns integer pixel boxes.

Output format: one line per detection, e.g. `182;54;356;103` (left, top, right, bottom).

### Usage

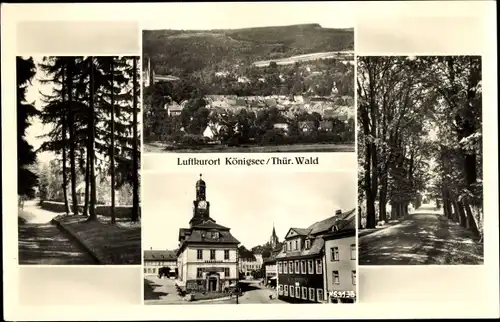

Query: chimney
335;209;342;215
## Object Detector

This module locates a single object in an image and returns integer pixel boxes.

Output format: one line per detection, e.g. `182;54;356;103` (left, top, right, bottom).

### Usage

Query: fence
40;200;133;218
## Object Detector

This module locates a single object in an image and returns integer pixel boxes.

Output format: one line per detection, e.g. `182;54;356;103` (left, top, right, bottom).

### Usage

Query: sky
142;171;357;251
141;2;355;30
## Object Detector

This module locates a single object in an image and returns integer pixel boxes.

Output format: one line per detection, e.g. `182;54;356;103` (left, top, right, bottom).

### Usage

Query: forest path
18;201;97;265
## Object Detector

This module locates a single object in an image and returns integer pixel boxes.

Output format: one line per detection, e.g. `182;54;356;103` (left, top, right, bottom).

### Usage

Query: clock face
198;200;207;209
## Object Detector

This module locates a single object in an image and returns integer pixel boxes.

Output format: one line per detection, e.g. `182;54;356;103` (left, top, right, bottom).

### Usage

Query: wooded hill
143;24;354;76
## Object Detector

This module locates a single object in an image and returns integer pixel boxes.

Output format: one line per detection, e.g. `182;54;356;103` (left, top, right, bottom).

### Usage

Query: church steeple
270;223;279;249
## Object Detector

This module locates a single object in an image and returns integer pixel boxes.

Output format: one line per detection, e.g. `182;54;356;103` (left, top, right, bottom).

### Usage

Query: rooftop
144;250;176;261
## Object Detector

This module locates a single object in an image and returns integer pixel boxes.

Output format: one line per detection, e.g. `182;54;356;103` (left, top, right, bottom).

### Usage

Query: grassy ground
56;215;141;265
145;141;354;153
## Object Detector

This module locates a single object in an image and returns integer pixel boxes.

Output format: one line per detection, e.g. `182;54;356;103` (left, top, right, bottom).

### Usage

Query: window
295;240;298;250
283;243;287;252
333;270;340;284
316;259;322;274
331;247;339;261
301;260;306;274
288;241;292;251
295;261;300;273
278;285;283;295
308;260;313;274
284;285;288;296
295;286;301;298
144;268;147;273
302;287;307;300
197;249;203;260
284;261;288;274
289;261;294;274
309;288;315;301
224;250;230;260
153;268;157;274
224;267;230;277
317;289;324;302
305;239;310;249
290;286;294;297
278;262;283;273
197;268;203;278
210;249;216;260
352;270;356;285
351;244;356;260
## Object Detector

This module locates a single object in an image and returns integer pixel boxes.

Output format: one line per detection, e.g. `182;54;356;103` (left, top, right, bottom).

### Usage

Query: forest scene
142;24;355;153
17;56;141;265
357;56;483;265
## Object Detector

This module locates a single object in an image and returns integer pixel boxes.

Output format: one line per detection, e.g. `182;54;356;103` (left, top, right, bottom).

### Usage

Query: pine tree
17;57;39;198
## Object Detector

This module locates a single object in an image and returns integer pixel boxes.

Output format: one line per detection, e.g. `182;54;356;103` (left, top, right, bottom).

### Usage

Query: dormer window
213;232;219;239
283;243;287;252
305;239;311;249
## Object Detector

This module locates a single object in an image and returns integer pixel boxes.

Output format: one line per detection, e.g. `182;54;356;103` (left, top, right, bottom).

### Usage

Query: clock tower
190;174;212;226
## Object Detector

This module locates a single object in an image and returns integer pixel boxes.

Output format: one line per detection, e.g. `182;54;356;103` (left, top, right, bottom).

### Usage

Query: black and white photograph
142;23;355;153
142;171;356;304
17;56;142;265
357;56;483;265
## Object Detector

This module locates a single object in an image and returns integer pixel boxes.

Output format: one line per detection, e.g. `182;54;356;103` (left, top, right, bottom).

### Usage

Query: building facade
264;257;278;287
239;252;263;278
323;210;356;303
276;209;355;304
144;250;177;277
176;175;240;293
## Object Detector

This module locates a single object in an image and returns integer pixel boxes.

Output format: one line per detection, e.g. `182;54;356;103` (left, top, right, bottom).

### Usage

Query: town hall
176;175;240;293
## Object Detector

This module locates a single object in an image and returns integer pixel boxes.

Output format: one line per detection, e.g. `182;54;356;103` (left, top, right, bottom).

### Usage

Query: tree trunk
379;175;388;222
365;146;376;228
463;200;480;237
67;57;79;215
131;57;140;222
88;57;97;221
454;200;467;228
61;69;70;215
110;57;116;224
83;149;90;216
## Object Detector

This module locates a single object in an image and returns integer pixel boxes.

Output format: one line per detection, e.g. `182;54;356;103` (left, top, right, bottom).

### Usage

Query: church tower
190;174;212;227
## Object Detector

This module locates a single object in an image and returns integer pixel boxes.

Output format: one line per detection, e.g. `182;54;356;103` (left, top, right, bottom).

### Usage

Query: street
18;200;97;265
144;276;285;304
359;204;484;265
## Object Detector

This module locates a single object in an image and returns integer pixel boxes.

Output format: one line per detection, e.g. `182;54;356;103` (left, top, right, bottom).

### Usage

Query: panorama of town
144;175;356;305
142;24;355;153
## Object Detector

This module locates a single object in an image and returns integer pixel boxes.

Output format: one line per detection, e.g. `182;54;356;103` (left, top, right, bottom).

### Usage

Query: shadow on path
359;210;483;265
144;278;168;300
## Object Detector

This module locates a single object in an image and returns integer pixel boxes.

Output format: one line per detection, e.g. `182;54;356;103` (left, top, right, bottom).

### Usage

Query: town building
276;209;355;303
176;175;240;293
144;249;177;277
264;257;278;287
322;209;356;303
238;250;263;279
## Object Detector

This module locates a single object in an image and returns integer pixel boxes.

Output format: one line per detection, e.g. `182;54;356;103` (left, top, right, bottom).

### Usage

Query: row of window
330;245;356;261
331;270;356;286
278;284;324;302
197;249;231;260
144;261;175;266
278;259;322;275
196;267;230;278
241;264;261;270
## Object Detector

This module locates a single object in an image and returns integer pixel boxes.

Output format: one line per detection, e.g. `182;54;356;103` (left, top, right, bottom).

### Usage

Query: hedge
40;201;134;218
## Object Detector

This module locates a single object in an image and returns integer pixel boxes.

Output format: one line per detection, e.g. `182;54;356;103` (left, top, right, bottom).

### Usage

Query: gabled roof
191;221;230;231
144;250;176;261
180;228;240;245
